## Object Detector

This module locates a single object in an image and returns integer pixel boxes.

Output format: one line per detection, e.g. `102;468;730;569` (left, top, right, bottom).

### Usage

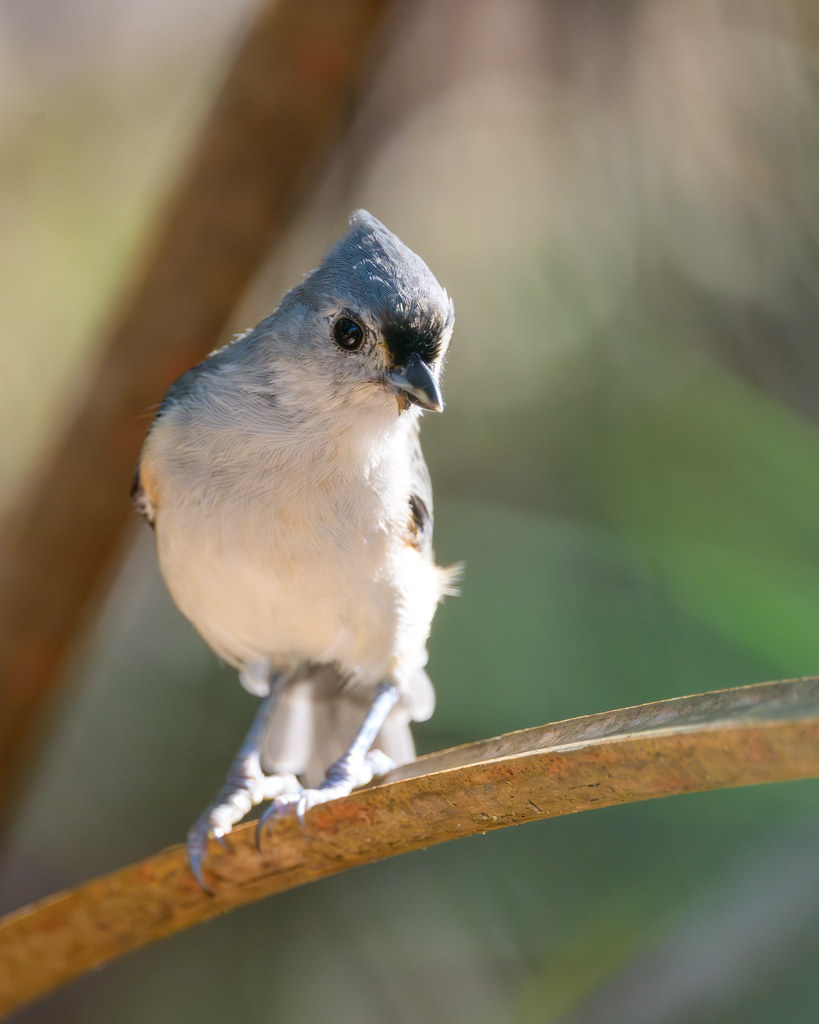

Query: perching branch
1;676;818;1017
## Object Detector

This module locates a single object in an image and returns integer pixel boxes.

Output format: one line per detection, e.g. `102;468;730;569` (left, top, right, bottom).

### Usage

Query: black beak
386;353;444;412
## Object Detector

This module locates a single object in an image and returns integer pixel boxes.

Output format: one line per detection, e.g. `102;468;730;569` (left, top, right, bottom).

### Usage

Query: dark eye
333;316;365;351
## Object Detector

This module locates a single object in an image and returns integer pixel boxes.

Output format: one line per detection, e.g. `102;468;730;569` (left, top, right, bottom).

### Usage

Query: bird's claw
186;816;222;893
186;765;301;890
256;749;395;845
255;788;320;843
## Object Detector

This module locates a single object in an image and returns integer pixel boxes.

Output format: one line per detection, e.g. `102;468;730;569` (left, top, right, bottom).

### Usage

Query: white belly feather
149;415;441;692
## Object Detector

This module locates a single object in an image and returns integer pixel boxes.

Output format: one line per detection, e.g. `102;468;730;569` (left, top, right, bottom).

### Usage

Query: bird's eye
332;316;365;351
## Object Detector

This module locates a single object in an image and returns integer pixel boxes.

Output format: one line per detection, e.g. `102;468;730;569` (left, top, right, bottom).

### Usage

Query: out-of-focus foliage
2;1;819;1022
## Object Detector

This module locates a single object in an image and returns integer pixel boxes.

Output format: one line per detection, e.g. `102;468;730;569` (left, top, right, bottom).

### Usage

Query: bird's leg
257;683;400;840
187;684;302;889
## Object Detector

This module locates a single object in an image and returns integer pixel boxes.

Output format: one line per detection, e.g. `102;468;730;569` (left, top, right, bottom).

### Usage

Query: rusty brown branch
1;676;818;1017
0;0;392;818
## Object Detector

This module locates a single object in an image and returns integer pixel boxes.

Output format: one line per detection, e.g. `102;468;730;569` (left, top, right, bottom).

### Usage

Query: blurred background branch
2;677;818;1018
0;0;390;823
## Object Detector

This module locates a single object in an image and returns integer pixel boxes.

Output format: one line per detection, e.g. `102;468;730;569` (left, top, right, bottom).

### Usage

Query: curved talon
255;802;279;847
255;791;305;845
186;837;213;894
191;861;213;895
255;813;268;849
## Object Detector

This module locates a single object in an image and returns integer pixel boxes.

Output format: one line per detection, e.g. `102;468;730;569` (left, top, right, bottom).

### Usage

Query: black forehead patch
306;210;453;367
381;318;444;367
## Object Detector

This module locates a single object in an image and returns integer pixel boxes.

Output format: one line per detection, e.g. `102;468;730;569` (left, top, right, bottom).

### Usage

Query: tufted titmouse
132;210;456;886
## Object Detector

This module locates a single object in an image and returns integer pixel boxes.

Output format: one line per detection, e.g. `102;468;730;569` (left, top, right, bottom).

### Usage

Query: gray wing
130;324;262;524
406;423;435;560
130;358;215;524
130;330;261;523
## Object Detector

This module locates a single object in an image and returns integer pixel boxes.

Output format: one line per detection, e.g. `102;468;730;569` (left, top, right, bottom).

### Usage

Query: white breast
146;404;441;693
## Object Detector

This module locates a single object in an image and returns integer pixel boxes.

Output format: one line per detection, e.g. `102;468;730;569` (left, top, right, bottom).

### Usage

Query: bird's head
272;210;454;417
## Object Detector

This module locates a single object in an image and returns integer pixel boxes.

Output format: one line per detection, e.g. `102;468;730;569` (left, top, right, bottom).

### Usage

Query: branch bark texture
1;677;818;1017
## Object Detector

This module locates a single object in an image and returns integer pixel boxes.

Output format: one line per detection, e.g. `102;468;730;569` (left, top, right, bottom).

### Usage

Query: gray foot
257;683;400;843
187;756;301;890
186;685;298;891
256;748;395;842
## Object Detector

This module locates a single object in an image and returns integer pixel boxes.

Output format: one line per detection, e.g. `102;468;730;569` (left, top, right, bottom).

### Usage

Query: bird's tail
259;664;434;788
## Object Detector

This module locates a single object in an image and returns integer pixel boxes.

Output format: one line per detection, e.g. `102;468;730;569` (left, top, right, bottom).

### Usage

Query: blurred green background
2;1;819;1021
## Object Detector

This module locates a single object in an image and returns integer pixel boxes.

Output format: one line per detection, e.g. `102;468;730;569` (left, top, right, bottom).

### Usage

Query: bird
132;210;456;888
